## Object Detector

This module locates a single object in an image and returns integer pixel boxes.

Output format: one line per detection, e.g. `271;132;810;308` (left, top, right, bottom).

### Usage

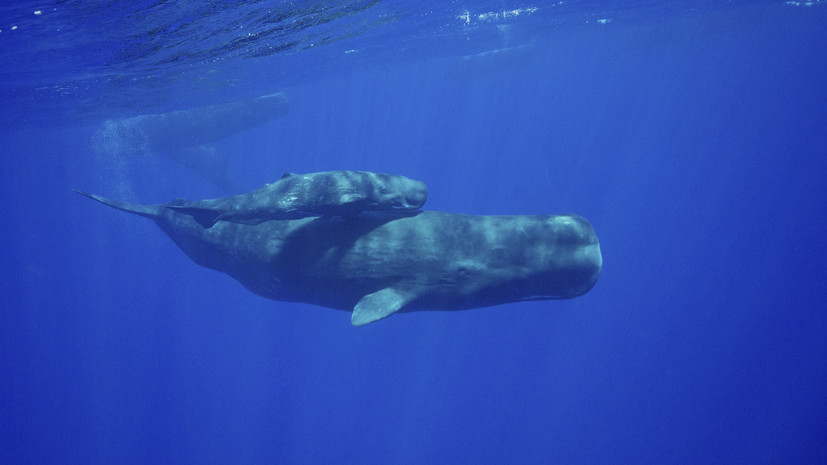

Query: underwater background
2;1;826;463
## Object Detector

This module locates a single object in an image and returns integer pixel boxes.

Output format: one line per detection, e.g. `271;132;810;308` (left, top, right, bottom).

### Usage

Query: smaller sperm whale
166;170;429;228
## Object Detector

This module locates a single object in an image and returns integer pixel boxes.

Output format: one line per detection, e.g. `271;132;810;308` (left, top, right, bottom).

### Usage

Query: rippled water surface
2;1;826;464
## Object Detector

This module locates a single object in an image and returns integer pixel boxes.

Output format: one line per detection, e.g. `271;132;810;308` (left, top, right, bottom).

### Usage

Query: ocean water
2;1;826;464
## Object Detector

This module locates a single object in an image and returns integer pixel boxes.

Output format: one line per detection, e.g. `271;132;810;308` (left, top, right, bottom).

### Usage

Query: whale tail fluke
165;205;220;228
73;189;161;220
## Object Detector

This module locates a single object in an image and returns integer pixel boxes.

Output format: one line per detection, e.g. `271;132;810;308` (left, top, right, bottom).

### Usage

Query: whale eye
438;267;470;285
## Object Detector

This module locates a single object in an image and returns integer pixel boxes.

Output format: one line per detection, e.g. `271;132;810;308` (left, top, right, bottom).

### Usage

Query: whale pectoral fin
339;193;366;205
352;287;417;326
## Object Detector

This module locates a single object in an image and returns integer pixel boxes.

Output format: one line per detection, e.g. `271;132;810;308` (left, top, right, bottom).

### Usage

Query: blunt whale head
75;172;601;327
345;212;601;325
366;172;428;209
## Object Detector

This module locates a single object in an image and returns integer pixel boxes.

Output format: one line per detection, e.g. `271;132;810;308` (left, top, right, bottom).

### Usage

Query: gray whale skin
76;171;602;326
168;170;428;228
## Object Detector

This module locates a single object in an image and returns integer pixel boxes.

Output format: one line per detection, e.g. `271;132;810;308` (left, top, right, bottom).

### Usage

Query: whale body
167;170;428;228
119;92;289;153
93;93;289;191
76;174;601;326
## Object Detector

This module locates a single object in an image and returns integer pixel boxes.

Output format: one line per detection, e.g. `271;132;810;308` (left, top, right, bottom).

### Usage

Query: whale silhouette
76;172;601;326
167;170;428;228
93;93;289;191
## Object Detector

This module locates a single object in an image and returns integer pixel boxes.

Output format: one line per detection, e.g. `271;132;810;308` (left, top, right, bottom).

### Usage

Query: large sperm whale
76;171;601;326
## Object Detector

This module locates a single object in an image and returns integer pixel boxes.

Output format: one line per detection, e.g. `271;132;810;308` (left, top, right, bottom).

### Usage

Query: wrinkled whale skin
76;182;601;326
168;170;428;228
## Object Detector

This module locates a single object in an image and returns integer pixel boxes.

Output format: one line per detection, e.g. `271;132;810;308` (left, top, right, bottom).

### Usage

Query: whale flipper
339;193;367;205
352;287;419;326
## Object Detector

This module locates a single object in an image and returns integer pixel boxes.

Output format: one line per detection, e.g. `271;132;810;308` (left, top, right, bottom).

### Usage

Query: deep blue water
2;1;827;464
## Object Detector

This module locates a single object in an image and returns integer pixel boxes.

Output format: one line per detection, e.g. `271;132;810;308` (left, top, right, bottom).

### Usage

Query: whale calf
167;170;428;228
76;174;601;326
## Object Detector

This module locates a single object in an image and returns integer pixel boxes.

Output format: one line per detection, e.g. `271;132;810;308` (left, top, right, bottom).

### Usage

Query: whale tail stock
73;189;161;220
